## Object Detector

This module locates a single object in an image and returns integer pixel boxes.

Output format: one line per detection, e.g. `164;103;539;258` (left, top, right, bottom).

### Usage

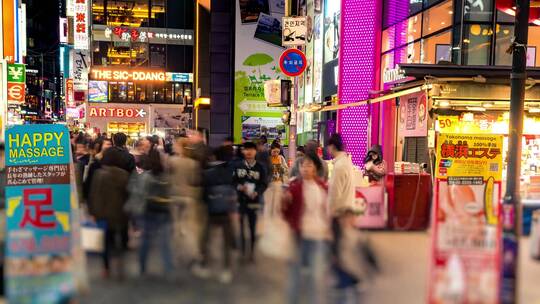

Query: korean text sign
5;124;75;303
429;133;503;303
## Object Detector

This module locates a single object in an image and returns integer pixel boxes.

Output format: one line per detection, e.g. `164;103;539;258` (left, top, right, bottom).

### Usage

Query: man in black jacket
233;142;267;262
102;133;136;173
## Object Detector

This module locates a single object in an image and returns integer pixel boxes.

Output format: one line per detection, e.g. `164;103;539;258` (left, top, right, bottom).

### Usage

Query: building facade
87;0;195;135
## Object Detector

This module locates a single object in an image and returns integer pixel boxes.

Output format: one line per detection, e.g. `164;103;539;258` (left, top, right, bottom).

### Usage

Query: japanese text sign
435;133;503;180
4;124;75;302
429;133;503;303
282;16;307;46
74;0;88;49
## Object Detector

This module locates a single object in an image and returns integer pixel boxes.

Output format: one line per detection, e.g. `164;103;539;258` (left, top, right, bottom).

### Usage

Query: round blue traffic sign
279;49;307;77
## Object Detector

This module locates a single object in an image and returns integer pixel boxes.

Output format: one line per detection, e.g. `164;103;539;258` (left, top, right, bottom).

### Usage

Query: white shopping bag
258;183;295;261
81;225;105;253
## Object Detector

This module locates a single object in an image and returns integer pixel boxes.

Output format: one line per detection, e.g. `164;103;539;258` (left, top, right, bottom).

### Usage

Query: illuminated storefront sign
92;25;194;46
65;78;74;107
166;72;193;83
72;50;89;90
74;0;89;49
90;68;165;82
88;107;147;118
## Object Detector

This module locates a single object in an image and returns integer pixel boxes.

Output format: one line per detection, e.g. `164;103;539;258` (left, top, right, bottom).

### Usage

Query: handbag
81;221;105;253
258;184;294;261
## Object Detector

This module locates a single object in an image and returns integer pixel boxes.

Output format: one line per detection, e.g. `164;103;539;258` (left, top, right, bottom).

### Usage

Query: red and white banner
73;0;88;49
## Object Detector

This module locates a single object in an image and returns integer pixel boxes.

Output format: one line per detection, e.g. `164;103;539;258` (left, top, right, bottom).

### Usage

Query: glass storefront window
464;0;492;22
528;26;540;67
106;0;150;27
151;0;166;27
92;0;106;25
421;30;452;64
463;24;492;65
496;9;515;23
382;26;396;53
423;0;453;36
495;24;513;66
397;42;421;64
383;0;423;28
407;14;422;43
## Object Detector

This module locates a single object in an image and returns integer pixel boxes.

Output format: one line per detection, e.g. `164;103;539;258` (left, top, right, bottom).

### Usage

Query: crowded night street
3;0;540;303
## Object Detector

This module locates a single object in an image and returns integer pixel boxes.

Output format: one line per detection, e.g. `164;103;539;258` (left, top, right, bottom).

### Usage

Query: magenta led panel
338;0;379;165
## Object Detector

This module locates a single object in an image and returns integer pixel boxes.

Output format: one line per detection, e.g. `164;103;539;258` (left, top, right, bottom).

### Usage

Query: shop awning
397;64;540;80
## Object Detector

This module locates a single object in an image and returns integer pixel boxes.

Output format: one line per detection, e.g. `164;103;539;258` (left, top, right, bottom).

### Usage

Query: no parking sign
279;49;307;77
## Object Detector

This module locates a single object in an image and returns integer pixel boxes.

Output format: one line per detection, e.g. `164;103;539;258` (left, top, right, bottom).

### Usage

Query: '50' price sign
436;116;459;133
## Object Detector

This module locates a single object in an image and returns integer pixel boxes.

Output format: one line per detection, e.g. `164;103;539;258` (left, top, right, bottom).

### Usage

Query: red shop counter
385;173;432;230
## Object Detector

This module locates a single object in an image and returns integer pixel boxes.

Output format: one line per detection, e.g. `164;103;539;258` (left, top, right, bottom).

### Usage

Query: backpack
145;173;172;213
206;184;237;215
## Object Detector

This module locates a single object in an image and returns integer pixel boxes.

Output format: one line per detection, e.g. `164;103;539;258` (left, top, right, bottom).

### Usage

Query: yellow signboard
435;133;503;181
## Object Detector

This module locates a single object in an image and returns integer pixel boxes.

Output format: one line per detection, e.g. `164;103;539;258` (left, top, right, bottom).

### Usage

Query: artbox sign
73;0;88;49
88;106;148;118
90;68;165;82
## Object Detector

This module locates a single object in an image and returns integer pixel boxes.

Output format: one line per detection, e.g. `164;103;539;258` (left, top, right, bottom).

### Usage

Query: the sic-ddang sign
90;68;165;82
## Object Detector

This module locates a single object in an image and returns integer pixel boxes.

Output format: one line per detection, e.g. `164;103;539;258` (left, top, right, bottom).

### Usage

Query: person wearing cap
232;141;268;262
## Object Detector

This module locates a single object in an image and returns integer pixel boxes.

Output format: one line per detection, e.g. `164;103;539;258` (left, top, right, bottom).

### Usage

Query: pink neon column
338;0;379;165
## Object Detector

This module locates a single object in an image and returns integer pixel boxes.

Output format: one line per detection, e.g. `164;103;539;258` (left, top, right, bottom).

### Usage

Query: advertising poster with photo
4;124;77;303
235;0;288;143
303;0;314;105
152;106;190;130
241;116;286;141
429;133;503;304
398;91;428;137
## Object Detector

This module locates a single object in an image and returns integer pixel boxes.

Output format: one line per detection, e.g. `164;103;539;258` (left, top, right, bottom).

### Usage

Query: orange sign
2;0;15;62
7;83;25;103
65;78;74;107
90;68;165;82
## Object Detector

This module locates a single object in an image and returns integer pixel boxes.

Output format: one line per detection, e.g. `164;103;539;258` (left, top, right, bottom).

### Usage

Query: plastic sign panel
282;16;307;46
165;72;193;83
5;124;76;302
279;49;307;77
7;63;25;83
90;68;165;82
429;133;503;303
88;80;108;103
66;78;75;107
72;50;89;91
73;0;89;49
7;83;25;104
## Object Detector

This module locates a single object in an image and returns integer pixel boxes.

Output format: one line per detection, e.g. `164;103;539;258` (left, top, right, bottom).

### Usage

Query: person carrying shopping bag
282;152;332;304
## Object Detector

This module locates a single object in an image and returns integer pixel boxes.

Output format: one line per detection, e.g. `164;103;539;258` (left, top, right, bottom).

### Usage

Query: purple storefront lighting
338;0;379;165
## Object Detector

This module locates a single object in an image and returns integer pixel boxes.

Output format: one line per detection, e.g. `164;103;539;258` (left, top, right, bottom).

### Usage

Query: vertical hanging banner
73;0;88;49
429;133;503;303
5;124;76;303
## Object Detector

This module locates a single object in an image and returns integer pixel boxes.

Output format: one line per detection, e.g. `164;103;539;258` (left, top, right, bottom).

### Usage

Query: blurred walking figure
168;138;202;264
193;147;237;283
282;153;332;304
327;134;355;216
138;143;174;278
83;138;112;203
269;142;288;183
185;128;211;169
88;145;131;279
290;140;328;181
233;142;267;262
